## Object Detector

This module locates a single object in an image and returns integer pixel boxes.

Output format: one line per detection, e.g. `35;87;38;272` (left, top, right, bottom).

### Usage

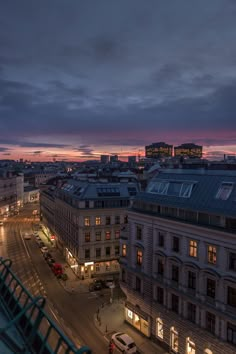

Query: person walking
108;340;115;353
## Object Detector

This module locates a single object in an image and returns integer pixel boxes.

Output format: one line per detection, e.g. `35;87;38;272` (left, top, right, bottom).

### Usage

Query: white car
111;332;136;353
41;246;49;254
24;233;31;240
0;221;3;226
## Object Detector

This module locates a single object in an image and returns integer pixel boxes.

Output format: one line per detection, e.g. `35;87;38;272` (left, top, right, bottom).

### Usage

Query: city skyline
0;1;236;162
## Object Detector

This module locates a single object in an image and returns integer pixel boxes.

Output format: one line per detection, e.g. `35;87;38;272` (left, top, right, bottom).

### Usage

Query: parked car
111;332;136;353
38;241;45;248
47;258;56;267
41;246;49;254
44;252;52;260
24;233;31;240
104;278;114;288
89;279;103;291
0;220;3;226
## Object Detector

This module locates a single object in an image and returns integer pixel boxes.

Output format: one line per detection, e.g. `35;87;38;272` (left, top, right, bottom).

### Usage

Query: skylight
215;182;234;200
148;180;194;198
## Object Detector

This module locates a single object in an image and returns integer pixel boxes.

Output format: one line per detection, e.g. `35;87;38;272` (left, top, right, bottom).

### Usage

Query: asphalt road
1;203;113;354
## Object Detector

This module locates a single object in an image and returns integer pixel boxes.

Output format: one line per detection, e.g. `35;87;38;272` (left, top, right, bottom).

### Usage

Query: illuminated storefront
125;303;150;337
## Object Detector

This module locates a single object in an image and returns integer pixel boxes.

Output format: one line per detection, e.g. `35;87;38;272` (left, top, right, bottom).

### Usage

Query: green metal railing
0;258;91;354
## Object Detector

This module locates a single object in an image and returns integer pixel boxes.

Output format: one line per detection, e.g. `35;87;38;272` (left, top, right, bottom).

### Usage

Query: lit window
207;245;217;264
186;337;196;354
105;231;111;240
122;244;127;257
84;217;90;226
156;318;163;339
106;262;110;271
95;263;100;272
95;217;101;225
137;249;143;265
189;240;197;258
170;327;178;353
128;310;133;319
216;182;233;200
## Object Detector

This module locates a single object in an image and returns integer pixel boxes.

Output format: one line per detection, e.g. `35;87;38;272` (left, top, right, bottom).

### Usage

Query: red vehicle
52;263;63;277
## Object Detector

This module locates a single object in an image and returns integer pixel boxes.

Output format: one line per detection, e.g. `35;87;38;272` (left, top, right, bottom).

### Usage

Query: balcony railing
0;258;91;354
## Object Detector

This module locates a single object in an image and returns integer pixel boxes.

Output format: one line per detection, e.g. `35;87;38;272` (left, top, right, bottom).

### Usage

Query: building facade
174;143;203;159
120;169;236;354
145;142;173;159
0;170;24;218
41;179;140;279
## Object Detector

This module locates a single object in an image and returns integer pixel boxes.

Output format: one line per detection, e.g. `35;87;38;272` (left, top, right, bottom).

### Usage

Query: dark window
171;294;179;313
106;247;111;256
187;302;196;323
188;271;196;290
136;225;142;240
85;249;90;259
206;278;216;298
227;322;236;345
158;232;165;247
96;248;101;258
206;312;215;334
229;253;236;271
84;232;90;242
121;269;126;283
172;265;179;283
105;231;111;240
85;200;89;208
228;286;236;307
157;259;164;276
115;216;120;224
172;236;180;252
124;215;128;224
115;245;119;255
157;286;164;304
136;277;141;292
115;230;120;239
105;216;111;225
95;231;101;241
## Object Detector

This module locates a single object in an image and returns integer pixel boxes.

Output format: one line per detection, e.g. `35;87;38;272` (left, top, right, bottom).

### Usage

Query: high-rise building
100;155;110;164
120;169;236;354
145;142;173;159
128;156;136;165
110;155;118;163
174;143;203;159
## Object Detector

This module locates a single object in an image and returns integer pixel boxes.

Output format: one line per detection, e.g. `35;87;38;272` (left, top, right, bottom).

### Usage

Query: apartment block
120;169;236;354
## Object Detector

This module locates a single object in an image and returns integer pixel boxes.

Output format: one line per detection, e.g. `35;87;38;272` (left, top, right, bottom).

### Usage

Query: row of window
84;230;120;242
84;215;128;226
84;246;120;259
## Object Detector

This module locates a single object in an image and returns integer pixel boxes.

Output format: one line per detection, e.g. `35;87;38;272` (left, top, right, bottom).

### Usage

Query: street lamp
109;283;115;304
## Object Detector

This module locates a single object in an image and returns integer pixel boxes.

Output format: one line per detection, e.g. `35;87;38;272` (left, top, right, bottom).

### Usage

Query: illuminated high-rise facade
145;142;173;159
174;143;203;159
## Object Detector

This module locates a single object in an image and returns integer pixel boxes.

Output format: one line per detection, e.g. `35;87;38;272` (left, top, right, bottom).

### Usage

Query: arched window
170;327;178;353
186;337;196;354
156;318;163;339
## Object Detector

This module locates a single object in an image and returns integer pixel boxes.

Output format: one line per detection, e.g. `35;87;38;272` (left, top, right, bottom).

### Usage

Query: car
44;252;52;260
33;231;38;236
111;332;136;353
24;233;31;240
104;278;114;288
38;241;45;248
0;221;4;226
41;246;49;254
89;279;103;291
47;257;56;267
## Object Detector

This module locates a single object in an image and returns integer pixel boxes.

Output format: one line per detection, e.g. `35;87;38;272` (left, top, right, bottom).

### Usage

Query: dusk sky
0;1;236;162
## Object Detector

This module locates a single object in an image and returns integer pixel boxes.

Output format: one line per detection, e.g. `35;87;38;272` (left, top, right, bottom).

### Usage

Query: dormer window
216;182;233;200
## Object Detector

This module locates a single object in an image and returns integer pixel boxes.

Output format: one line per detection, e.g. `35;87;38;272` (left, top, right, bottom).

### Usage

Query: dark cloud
0;0;235;160
0;147;10;152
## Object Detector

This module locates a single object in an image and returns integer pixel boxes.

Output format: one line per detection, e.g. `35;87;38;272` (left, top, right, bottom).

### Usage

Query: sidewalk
94;299;167;354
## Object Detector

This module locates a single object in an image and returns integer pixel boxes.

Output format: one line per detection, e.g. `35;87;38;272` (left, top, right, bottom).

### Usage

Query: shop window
156;318;163;339
95;263;100;272
122;244;127;257
84;217;90;226
95;217;101;225
105;231;111;240
189;240;197;257
134;313;141;330
137;249;143;265
84;231;90;242
186;337;196;354
170;327;178;353
105;262;110;271
208;245;217;264
95;231;101;241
